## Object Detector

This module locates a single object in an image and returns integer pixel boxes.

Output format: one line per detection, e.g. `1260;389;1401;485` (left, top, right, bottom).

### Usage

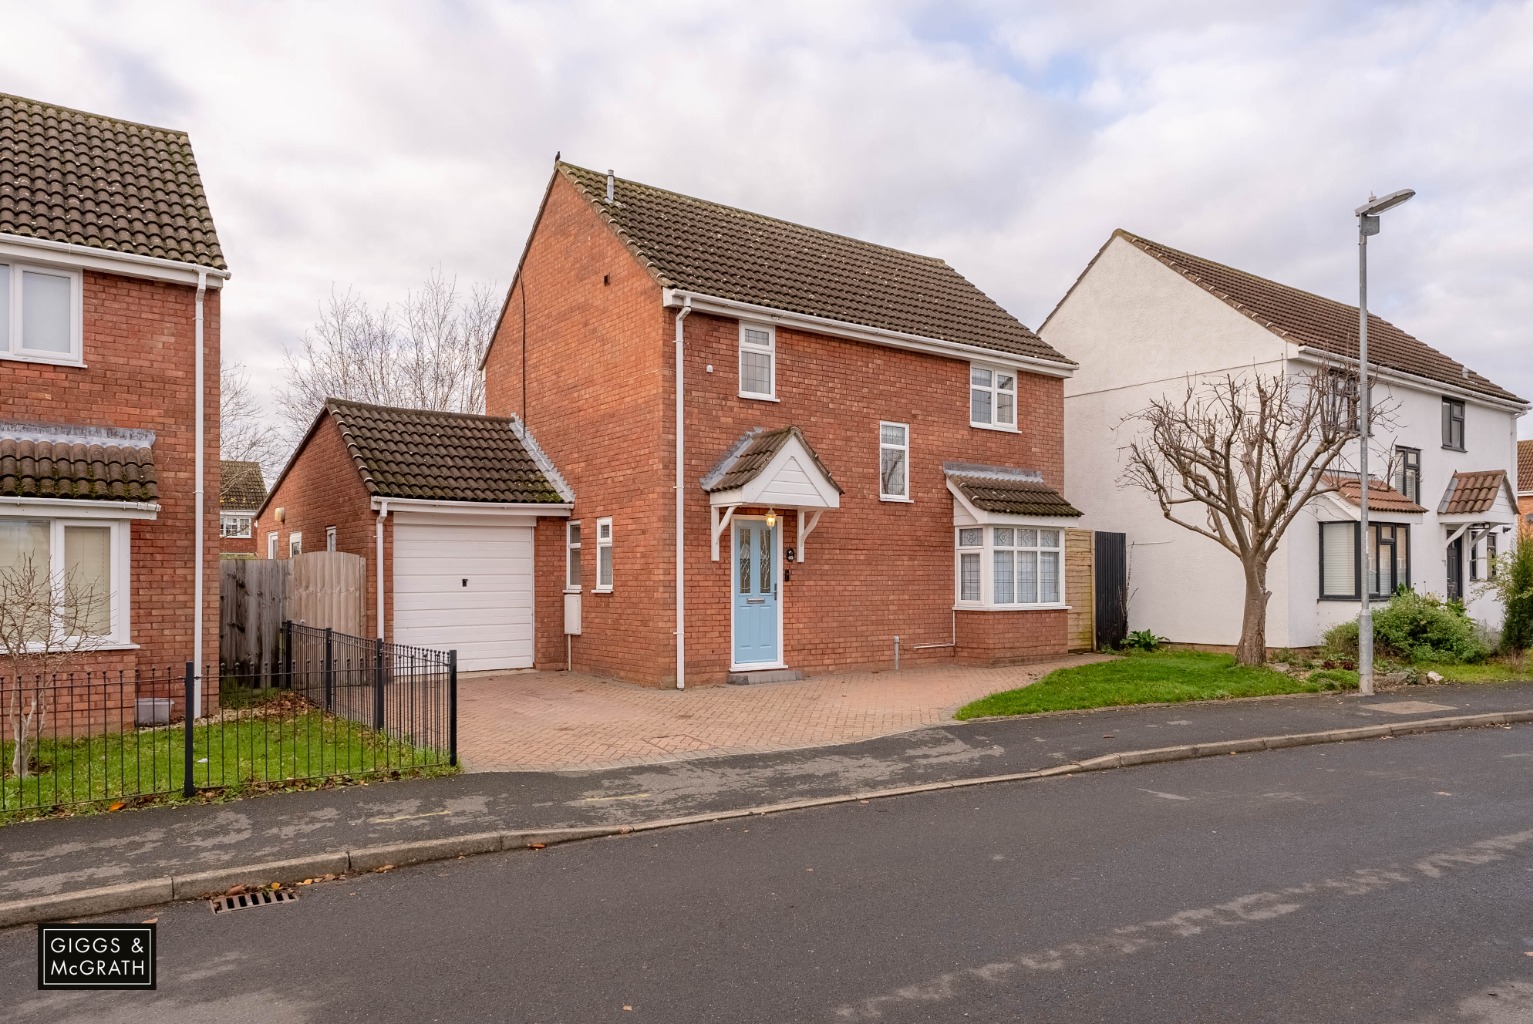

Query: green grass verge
2;706;456;822
955;651;1349;720
1414;660;1533;684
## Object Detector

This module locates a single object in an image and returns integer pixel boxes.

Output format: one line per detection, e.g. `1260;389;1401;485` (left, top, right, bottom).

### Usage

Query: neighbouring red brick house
219;459;265;557
0;94;224;711
1520;439;1532;534
479;162;1081;686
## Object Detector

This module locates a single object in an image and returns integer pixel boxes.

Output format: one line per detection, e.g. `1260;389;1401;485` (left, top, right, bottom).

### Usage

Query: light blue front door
733;520;779;665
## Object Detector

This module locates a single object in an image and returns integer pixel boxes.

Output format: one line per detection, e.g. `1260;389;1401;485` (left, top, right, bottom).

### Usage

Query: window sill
969;421;1019;434
593;586;613;595
953;602;1069;612
15;640;139;654
1441;445;1466;453
0;352;86;369
739;392;780;403
564;586;582;595
879;496;914;504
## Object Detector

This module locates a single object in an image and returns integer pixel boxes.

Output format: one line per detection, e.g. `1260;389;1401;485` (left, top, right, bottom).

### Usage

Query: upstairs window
970;364;1017;430
595;517;613;592
220;514;253;539
288;532;303;557
738;322;776;400
0;261;82;364
566;521;582;591
879;422;910;501
1442;398;1465;451
1393;447;1421;505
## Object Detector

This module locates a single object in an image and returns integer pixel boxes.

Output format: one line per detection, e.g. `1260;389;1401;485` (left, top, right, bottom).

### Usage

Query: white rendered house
1042;231;1528;649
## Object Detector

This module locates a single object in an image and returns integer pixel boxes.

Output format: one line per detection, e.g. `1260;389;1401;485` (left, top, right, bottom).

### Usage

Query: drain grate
210;889;299;914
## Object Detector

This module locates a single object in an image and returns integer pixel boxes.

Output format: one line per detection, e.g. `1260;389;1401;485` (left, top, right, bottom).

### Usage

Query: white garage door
393;520;535;671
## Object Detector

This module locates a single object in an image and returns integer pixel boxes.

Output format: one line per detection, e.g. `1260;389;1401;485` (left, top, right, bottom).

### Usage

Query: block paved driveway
456;655;1105;772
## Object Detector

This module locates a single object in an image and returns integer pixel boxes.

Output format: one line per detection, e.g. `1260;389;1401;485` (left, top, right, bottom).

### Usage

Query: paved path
7;724;1533;1022
456;656;1106;771
3;681;1530;910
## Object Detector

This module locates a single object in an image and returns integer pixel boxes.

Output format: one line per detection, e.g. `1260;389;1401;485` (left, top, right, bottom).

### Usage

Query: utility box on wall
564;592;582;635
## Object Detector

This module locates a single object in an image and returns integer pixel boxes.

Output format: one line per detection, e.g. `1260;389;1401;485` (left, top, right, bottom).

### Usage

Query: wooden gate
220;552;367;677
1094;532;1128;651
1064;529;1096;652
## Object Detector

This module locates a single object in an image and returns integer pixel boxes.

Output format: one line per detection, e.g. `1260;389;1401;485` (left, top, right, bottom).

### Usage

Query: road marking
835;827;1533;1020
574;792;653;803
367;810;452;823
1139;789;1191;801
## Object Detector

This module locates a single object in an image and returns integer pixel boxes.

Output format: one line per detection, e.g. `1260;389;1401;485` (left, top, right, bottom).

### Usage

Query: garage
393;519;537;671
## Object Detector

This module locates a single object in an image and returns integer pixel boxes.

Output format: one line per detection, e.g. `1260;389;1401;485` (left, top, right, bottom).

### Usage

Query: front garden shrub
1321;589;1488;664
1121;629;1167;652
1484;538;1533;654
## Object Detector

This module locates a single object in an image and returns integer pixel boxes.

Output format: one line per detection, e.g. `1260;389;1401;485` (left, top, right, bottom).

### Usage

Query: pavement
4;723;1532;1022
3;680;1532;926
455;655;1106;771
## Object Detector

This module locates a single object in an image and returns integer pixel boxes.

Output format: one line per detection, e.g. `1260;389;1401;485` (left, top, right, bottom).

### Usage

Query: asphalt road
5;725;1532;1023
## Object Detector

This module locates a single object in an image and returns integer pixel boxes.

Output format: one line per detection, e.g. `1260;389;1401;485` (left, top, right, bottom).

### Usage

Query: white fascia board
0;233;229;288
663;288;1076;379
370;496;572;516
0;496;160;519
1291;347;1529;413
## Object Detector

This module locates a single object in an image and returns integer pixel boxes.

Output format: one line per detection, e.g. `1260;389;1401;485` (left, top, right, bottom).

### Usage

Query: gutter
1292;346;1530;413
675;297;693;691
0;232;230;288
193;269;207;718
661;289;1077;379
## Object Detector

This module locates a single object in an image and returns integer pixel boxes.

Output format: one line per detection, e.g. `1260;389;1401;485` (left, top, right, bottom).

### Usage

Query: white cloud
3;0;1528;437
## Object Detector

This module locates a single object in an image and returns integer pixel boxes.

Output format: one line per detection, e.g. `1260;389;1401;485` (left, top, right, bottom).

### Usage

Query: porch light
764;509;777;529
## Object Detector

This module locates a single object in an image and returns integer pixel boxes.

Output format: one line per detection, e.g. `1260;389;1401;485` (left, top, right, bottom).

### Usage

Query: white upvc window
738;322;776;400
220;513;253;539
595;517;613;592
969;364;1017;430
879;422;910;501
325;526;337;552
0;517;128;644
266;532;279;559
566;521;582;591
288;532;303;557
954;525;1063;608
0;261;83;364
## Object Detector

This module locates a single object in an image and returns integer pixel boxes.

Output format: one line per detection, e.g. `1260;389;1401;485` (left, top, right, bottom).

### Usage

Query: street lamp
1354;188;1415;697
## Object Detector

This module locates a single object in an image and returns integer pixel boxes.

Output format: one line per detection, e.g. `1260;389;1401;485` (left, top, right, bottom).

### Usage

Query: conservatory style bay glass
957;525;1062;608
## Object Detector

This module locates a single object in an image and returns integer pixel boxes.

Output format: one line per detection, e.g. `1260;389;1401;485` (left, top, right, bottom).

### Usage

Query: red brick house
0;94;224;709
480;162;1080;686
219;459;265;557
1519;439;1532;534
256;399;571;670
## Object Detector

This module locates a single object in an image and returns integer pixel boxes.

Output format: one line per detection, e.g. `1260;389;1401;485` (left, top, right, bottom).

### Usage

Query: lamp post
1354;188;1415;696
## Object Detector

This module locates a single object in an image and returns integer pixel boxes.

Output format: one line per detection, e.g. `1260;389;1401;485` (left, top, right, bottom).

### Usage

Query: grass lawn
955;650;1349;720
2;703;455;821
1414;659;1533;684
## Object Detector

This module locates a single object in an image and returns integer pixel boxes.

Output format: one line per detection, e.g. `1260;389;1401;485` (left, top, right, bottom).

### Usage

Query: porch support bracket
711;504;740;561
796;509;822;562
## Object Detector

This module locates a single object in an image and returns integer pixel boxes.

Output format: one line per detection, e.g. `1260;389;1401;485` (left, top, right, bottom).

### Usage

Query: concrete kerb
3;709;1529;930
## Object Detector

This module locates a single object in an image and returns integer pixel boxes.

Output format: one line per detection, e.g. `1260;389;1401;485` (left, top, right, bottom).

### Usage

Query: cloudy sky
6;0;1530;438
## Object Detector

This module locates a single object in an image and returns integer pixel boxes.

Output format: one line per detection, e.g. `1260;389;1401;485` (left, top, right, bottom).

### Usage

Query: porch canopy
702;426;842;561
1437;469;1520;550
944;461;1081;525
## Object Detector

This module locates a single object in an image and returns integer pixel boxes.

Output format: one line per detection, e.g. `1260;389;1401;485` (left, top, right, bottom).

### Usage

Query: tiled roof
1119;231;1524;405
701;426;843;495
1519;440;1532;495
559;162;1071;366
946;464;1081;517
1323;474;1427;514
0;435;157;502
0;92;225;270
1438;469;1511;515
219;460;266;510
325;399;568;505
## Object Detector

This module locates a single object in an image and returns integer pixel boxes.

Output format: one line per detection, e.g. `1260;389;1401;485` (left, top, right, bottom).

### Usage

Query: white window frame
288;532;303;557
220;513;253;539
0;260;84;365
969;363;1018;431
879;422;911;502
266;532;279;559
325;526;337;552
738;321;777;401
565;520;582;592
953;524;1065;609
594;517;613;592
0;516;131;646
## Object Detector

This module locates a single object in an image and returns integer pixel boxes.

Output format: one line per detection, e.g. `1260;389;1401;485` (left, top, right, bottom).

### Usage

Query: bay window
0;261;83;363
1319;521;1410;600
955;525;1063;608
0;517;125;642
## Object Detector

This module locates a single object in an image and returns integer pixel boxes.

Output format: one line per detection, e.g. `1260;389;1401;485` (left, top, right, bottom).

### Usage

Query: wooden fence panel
219;558;287;678
287;551;366;636
1065;528;1096;653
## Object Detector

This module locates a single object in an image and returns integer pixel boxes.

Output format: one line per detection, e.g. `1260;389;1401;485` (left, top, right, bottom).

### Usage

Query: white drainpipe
192;269;207;717
675;297;692;690
375;500;390;638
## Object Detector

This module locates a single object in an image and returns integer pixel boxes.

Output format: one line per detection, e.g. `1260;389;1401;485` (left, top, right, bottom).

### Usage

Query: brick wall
0;270;220;686
258;414;386;636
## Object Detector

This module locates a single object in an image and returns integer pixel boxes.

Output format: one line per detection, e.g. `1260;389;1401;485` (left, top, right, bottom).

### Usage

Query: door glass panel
758;527;772;594
738;527;752;595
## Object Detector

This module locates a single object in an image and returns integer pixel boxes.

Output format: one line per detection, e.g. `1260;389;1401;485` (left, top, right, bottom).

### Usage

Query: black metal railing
1;625;456;818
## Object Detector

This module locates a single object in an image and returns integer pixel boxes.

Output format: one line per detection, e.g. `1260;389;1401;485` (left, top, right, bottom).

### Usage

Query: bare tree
1120;364;1396;666
276;271;498;444
0;556;107;779
220;359;283;474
